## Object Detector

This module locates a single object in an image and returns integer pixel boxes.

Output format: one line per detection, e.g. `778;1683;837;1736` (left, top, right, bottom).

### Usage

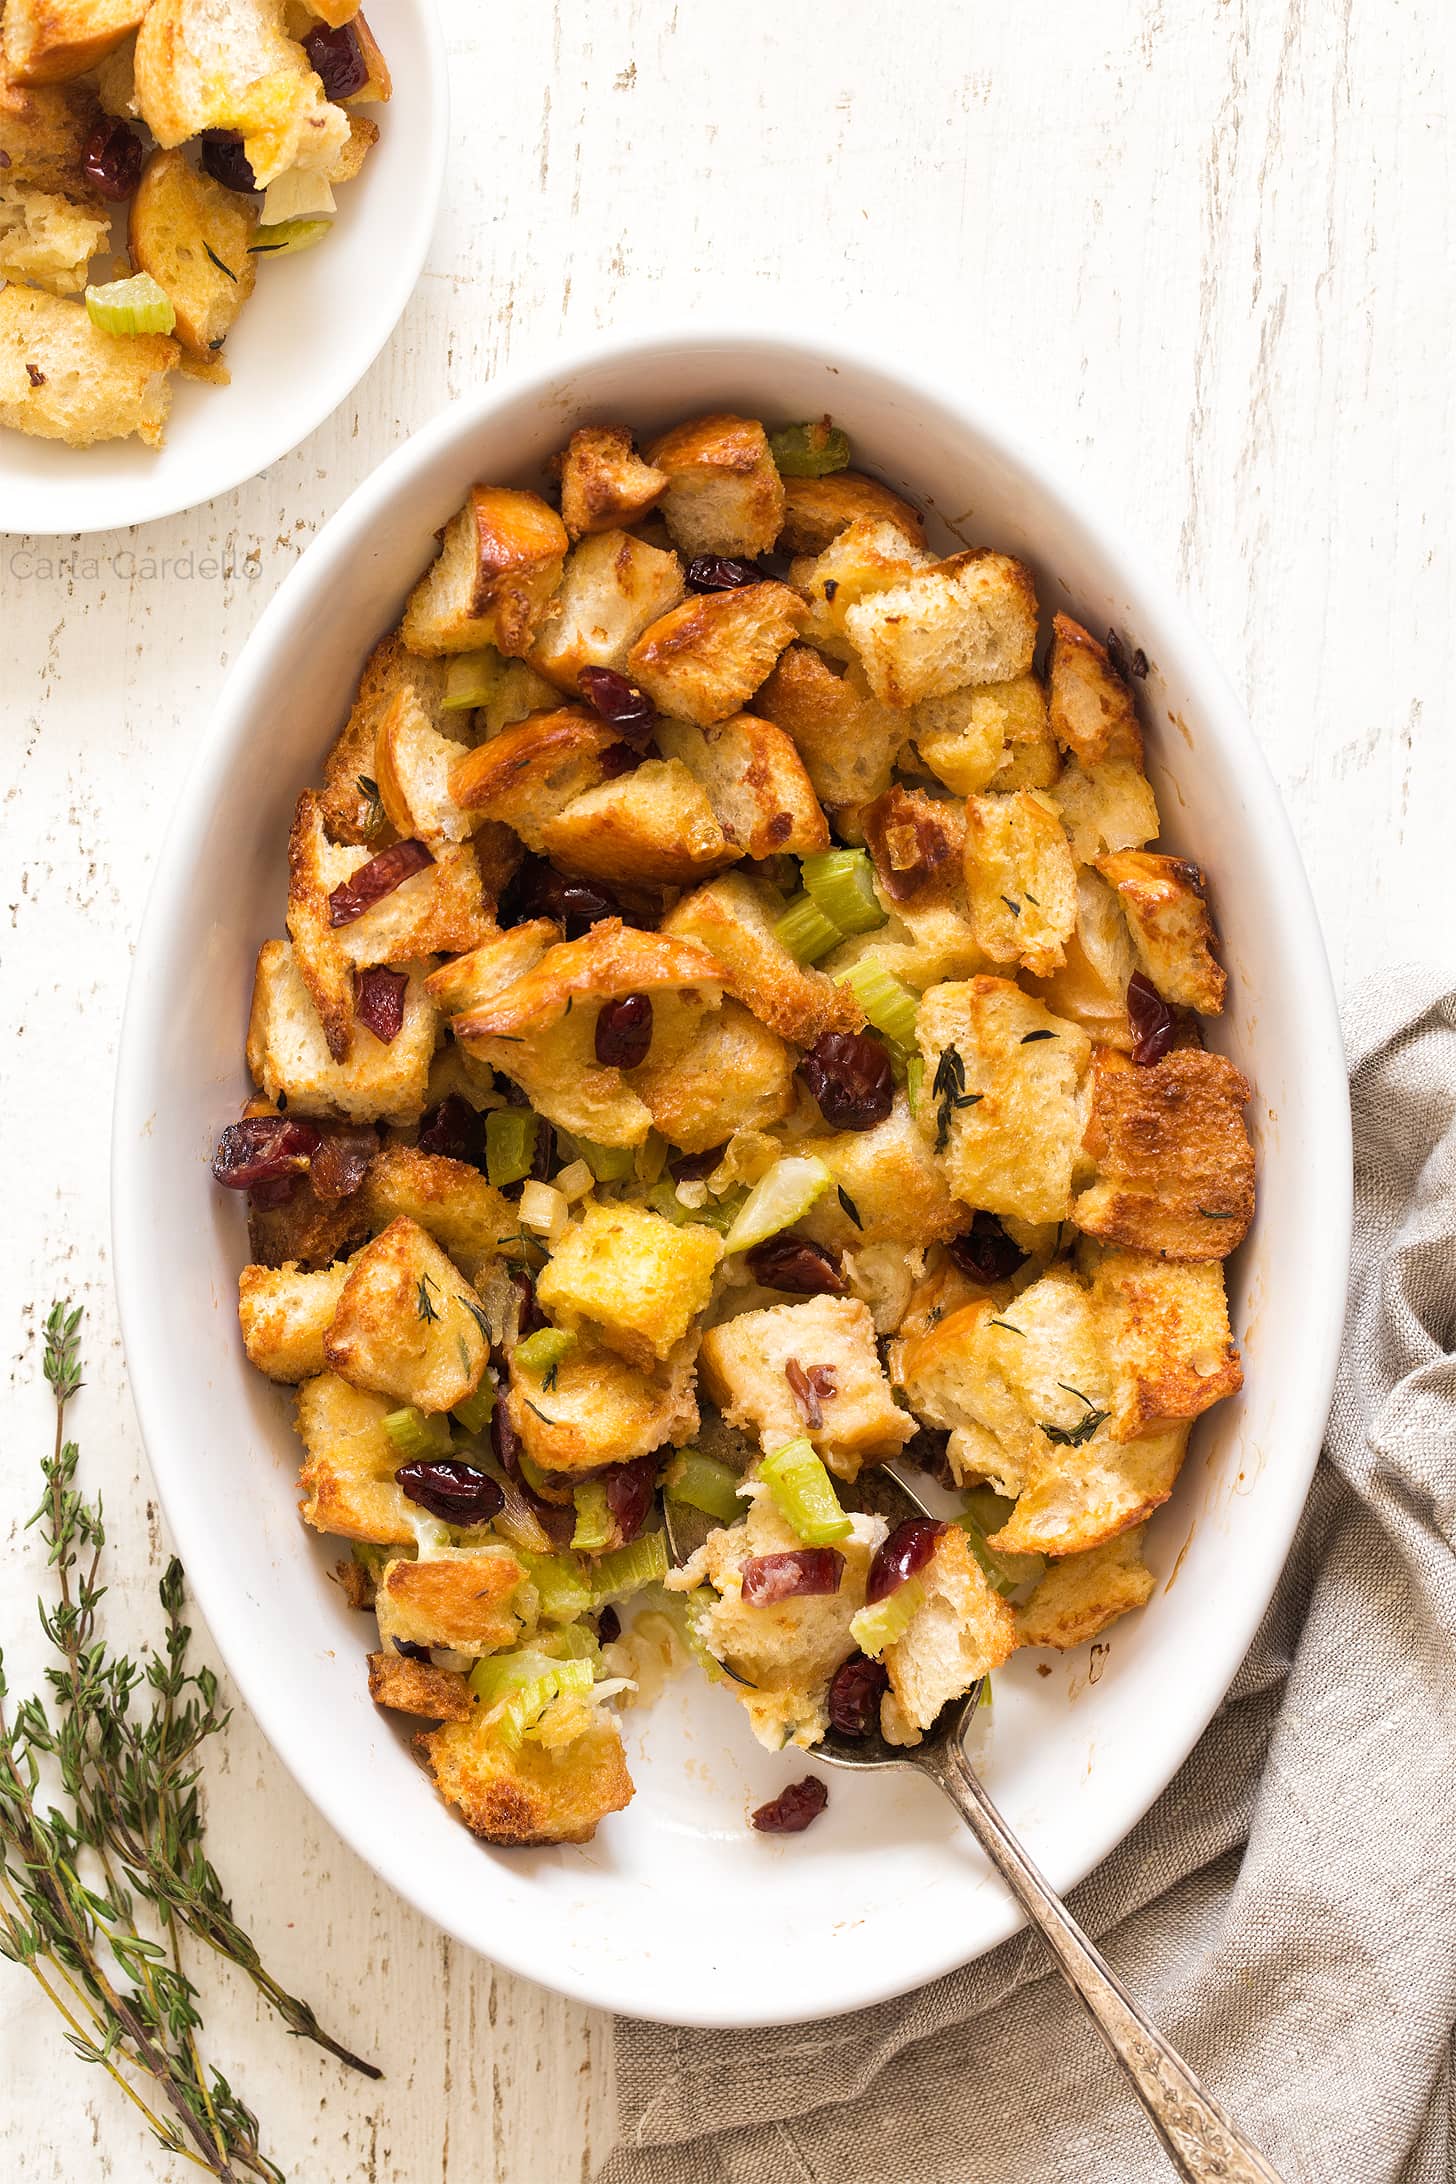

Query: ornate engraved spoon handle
919;1736;1286;2183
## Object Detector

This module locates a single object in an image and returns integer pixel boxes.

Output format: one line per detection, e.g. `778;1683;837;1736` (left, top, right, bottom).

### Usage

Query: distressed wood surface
1;2;1450;2178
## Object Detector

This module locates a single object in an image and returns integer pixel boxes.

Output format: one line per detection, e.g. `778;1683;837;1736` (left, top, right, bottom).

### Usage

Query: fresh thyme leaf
1197;1207;1235;1219
1041;1407;1110;1448
837;1185;863;1230
416;1274;440;1324
524;1400;554;1423
1024;892;1040;907
1020;1029;1056;1043
932;1044;982;1152
355;773;383;831
542;1363;559;1394
1000;895;1021;917
1056;1383;1096;1409
0;1304;377;2184
204;243;238;283
457;1296;491;1341
987;1317;1023;1335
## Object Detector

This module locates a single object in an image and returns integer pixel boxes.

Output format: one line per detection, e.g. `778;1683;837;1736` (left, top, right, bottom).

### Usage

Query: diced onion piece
758;1437;852;1546
571;1481;613;1553
451;1382;496;1438
519;1179;568;1242
589;1529;669;1604
555;1158;594;1203
569;1135;635;1183
250;216;333;255
774;891;843;966
485;1108;537;1187
831;957;920;1050
801;848;887;937
441;647;503;712
540;1621;601;1664
850;1575;925;1658
664;1448;743;1525
768;420;852;478
723;1154;832;1255
517;1549;595;1622
513;1326;576;1377
645;1179;748;1236
259;165;336;224
85;272;176;336
383;1406;452;1461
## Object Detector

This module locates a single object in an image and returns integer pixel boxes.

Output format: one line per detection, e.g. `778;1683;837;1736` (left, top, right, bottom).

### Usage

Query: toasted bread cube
859;783;966;910
2;0;145;84
401;487;568;658
962;790;1078;977
134;0;348;187
1074;1048;1254;1259
667;1494;885;1749
506;1333;698;1477
326;108;377;182
238;1258;351;1382
913;673;1046;798
462;1003;653;1147
418;1708;632;1844
790;516;927;661
0;72;101;192
1016;1525;1156;1650
537;1202;723;1368
915;978;1092;1225
698;1295;914;1480
754;645;907;818
476;657;559;738
423;917;557;1018
557;423;668;539
989;685;1061;791
989;1422;1190;1560
661;870;862;1046
359;1145;518;1282
777;470;925;557
317;632;454;846
627;582;806;727
0;182;108;292
128;145;257;360
449;918;727;1044
1028;870;1138;1052
323;1216;488;1412
370;688;476;846
447;706;620;850
375;1547;524;1657
245;1141;374;1272
294;1370;415;1543
247;941;437;1123
367;1649;473;1721
881;1527;1017;1743
797;1094;969;1253
633;997;795;1153
845;550;1039;710
645;411;785;558
526;529;685;693
1089;1247;1242;1440
1095;851;1226;1013
1052;755;1160;865
540;758;735;889
823;889;987;993
654;711;829;860
0;283;177;448
1047;614;1142;767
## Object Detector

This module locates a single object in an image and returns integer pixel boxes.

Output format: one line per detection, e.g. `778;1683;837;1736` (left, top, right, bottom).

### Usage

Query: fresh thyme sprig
0;1303;379;2180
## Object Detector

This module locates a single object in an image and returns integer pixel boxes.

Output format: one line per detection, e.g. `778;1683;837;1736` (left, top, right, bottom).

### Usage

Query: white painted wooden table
2;3;1450;2177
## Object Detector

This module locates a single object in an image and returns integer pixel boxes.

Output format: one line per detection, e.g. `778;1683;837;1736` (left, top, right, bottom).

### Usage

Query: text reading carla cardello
5;547;263;584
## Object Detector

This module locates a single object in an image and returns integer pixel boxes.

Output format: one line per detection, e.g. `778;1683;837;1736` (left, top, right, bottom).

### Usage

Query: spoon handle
921;1736;1286;2184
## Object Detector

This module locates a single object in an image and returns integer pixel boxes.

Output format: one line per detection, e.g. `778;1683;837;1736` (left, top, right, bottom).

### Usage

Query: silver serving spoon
663;1464;1286;2184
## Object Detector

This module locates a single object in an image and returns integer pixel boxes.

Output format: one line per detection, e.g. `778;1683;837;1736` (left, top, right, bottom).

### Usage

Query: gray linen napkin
599;968;1456;2184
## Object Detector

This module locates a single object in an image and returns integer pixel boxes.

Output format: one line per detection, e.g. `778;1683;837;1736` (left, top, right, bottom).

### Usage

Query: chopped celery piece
768;420;852;478
383;1406;451;1461
590;1529;669;1604
540;1622;602;1664
961;1485;1016;1533
850;1576;925;1658
665;1448;743;1526
572;1481;613;1553
478;1657;594;1750
441;647;502;712
905;1056;925;1114
801;848;887;937
977;1675;993;1710
831;957;920;1050
645;1179;749;1236
758;1437;852;1546
515;1448;555;1497
452;1382;496;1437
639;1581;727;1684
570;1135;636;1183
85;273;175;337
250;216;332;255
352;1540;403;1586
486;1107;538;1187
722;1154;832;1255
514;1326;576;1377
955;1497;1046;1597
469;1646;558;1707
774;891;843;966
516;1549;594;1622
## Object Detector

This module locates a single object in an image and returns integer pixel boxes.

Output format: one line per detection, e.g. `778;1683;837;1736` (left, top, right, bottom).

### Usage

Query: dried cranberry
598;741;644;778
212;1115;320;1191
418;1094;486;1169
603;1454;658;1544
309;1124;377;1202
578;666;656;745
670;1145;726;1181
512;1268;545;1339
747;1236;847;1296
393;1638;433;1662
862;786;958;902
396;1458;505;1526
303;19;369;98
947;1212;1027;1286
596;1604;621;1643
528;1115;555;1184
595;993;653;1068
81;119;143;201
198;129;257;193
826;1653;888;1736
355;965;408;1044
328;839;433;928
784;1358;836;1430
1127;971;1178;1066
506;856;623;938
685;555;764;592
865;1518;946;1605
751;1776;829;1833
796;1030;893;1132
740;1549;844;1607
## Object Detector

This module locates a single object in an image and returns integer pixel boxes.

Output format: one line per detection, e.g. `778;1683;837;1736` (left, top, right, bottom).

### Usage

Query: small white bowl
0;0;446;537
113;328;1351;2027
